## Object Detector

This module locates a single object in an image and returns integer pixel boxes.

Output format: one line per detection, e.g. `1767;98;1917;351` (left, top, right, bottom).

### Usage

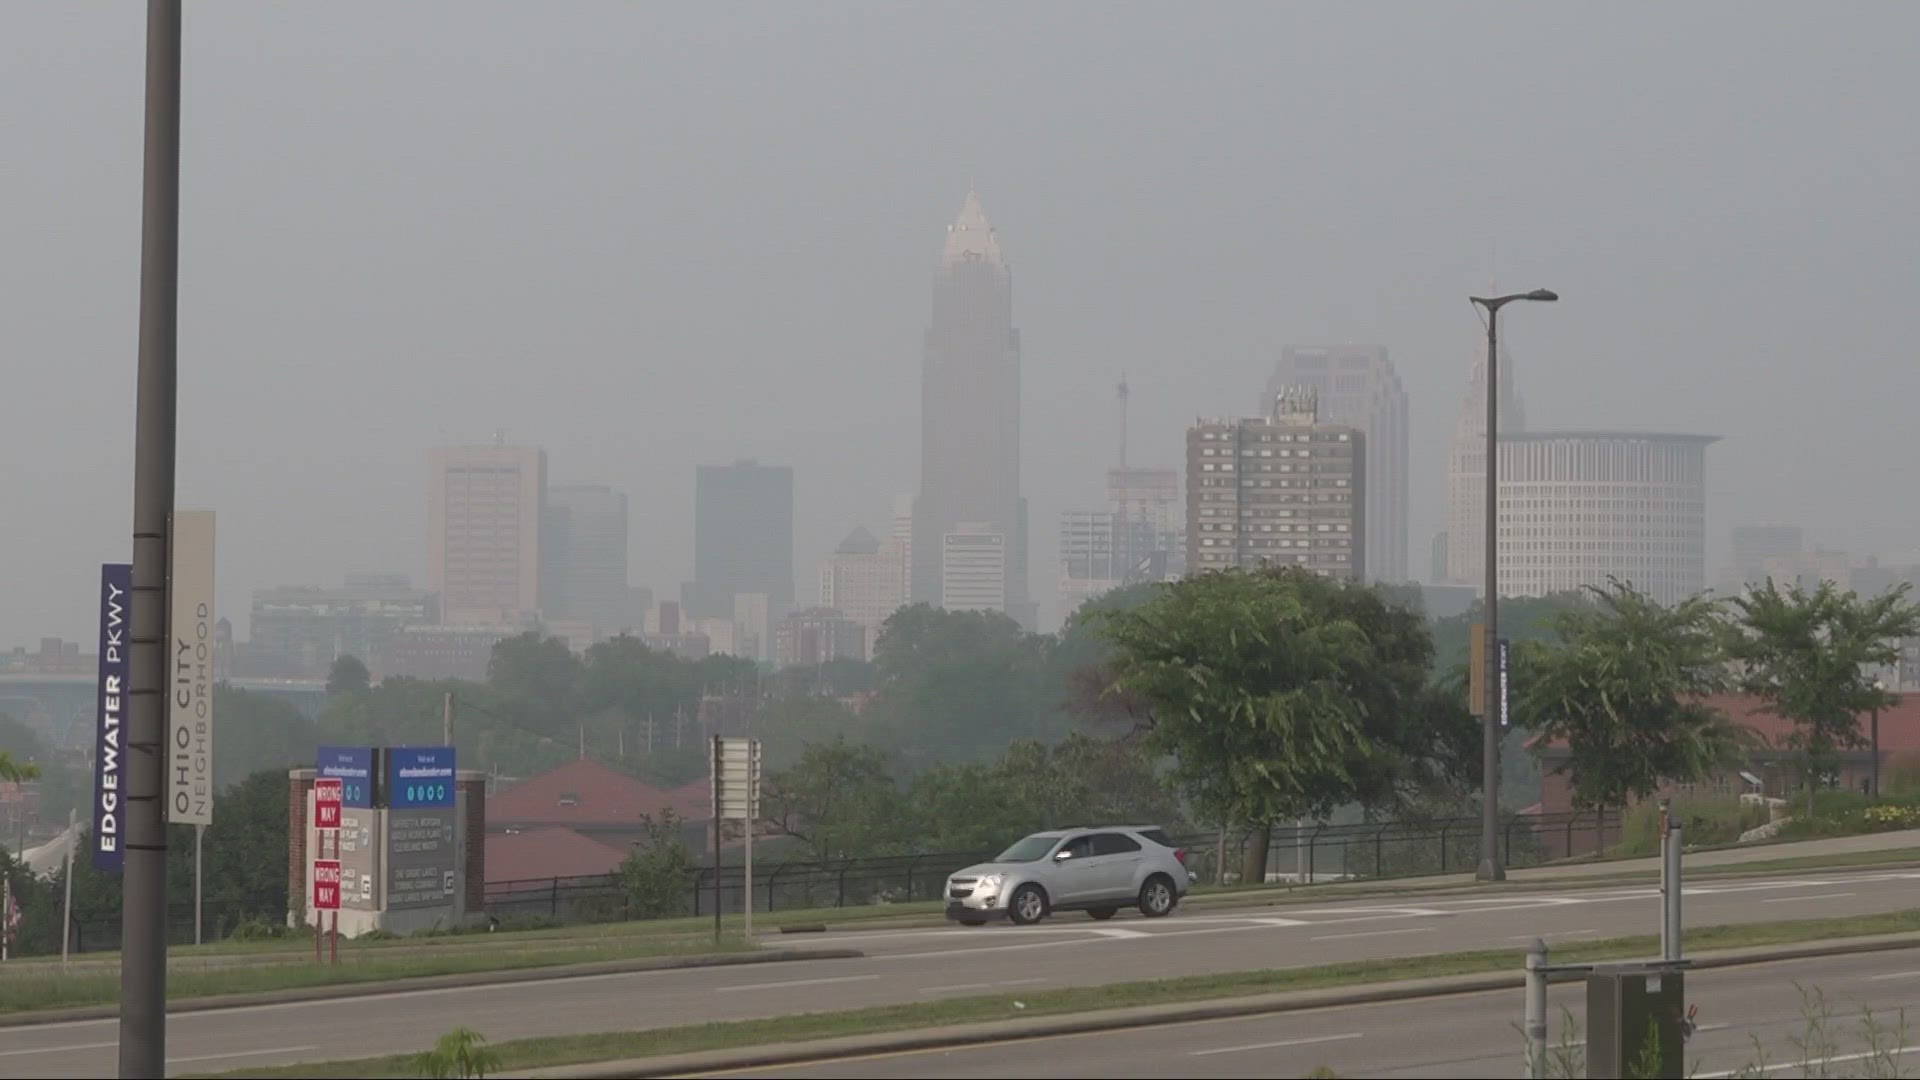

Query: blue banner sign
387;747;456;809
317;747;376;808
1497;637;1512;729
93;563;132;872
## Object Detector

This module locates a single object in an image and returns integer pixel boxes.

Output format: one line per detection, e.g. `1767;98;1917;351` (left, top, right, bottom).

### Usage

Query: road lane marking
0;1041;118;1058
1699;1045;1920;1077
1192;1031;1364;1056
1090;927;1149;938
918;977;1045;995
1760;892;1855;904
714;974;880;993
1311;927;1433;942
167;1046;319;1064
1866;970;1920;981
1508;929;1598;941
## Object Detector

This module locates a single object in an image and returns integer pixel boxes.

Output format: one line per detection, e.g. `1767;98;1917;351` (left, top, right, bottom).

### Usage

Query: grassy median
196;908;1920;1079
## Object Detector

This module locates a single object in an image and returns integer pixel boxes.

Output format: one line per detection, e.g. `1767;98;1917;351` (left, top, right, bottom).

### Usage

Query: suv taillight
1174;848;1187;865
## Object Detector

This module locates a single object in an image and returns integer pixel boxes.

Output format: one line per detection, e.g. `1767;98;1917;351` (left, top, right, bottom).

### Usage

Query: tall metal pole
61;809;77;966
1524;937;1549;1079
1478;305;1504;881
122;2;183;1074
193;824;204;946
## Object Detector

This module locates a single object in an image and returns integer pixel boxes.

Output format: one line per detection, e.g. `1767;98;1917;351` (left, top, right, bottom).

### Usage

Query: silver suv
944;826;1193;926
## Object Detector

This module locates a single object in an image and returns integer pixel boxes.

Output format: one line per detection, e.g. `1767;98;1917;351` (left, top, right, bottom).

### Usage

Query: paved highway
8;866;1920;1077
716;949;1920;1078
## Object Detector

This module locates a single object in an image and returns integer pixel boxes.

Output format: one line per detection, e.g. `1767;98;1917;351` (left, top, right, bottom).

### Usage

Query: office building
1728;524;1806;591
941;523;1009;613
818;526;907;653
1186;386;1365;580
1496;432;1716;607
912;192;1031;626
429;443;547;625
540;484;631;635
774;607;866;668
249;574;437;677
682;461;793;620
1056;507;1176;619
1265;346;1409;582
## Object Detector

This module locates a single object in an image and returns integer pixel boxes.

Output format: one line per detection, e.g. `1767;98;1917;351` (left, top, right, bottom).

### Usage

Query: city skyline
7;4;1920;646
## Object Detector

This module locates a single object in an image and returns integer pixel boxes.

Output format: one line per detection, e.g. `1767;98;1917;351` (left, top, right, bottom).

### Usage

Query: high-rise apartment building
429;443;547;625
912;192;1031;627
818;526;907;652
1186;387;1365;580
1444;335;1526;587
541;484;630;634
1496;432;1716;606
941;523;1008;613
682;461;793;620
1265;346;1408;582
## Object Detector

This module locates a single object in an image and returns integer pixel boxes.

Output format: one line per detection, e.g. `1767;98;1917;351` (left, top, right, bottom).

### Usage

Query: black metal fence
482;809;1618;925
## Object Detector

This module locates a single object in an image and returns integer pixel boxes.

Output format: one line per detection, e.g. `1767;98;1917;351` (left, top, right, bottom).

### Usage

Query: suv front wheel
1138;875;1176;918
1008;883;1050;926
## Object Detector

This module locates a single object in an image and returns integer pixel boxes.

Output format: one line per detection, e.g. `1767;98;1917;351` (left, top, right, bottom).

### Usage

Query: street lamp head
1525;288;1559;302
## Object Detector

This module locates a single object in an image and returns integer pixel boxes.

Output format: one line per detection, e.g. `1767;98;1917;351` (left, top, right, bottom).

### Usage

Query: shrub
1611;796;1768;856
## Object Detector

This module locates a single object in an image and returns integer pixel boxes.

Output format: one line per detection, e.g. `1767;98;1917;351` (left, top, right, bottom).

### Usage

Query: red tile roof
484;827;628;884
487;759;711;828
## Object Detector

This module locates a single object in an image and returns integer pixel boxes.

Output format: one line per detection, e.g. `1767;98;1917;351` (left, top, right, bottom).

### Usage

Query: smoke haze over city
4;0;1917;644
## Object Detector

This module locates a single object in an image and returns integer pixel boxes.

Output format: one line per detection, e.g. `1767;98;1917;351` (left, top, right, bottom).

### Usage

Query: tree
1724;581;1920;812
865;605;1060;762
1098;566;1465;883
1429;591;1594;678
487;632;581;727
618;811;701;918
0;751;38;783
326;654;371;693
761;737;907;861
1515;581;1740;813
215;685;318;789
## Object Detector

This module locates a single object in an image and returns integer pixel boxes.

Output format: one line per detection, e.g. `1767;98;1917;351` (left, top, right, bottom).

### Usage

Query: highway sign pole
122;2;184;1073
192;824;203;946
710;736;722;942
61;809;76;966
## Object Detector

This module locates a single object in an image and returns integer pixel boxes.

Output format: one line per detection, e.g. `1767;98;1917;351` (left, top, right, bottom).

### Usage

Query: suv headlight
975;873;1004;892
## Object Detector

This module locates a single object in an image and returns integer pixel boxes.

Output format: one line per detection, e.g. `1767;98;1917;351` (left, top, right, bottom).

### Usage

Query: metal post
1525;937;1549;1079
1871;705;1882;798
711;736;722;941
743;793;754;940
193;824;203;946
122;2;183;1073
1664;820;1684;961
443;692;454;748
1478;304;1504;882
61;809;77;966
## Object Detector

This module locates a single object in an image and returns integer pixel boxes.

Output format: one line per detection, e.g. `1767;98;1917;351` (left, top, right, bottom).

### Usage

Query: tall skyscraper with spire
1444;303;1528;587
912;192;1032;625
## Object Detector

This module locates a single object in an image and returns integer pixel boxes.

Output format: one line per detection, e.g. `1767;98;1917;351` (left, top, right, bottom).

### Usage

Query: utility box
1587;965;1685;1078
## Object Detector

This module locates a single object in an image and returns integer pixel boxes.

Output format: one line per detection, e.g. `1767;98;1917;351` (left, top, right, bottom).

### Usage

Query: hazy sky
5;2;1917;645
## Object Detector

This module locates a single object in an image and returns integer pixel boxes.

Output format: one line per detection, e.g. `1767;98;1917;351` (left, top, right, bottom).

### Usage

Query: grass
195;908;1920;1079
0;933;751;1015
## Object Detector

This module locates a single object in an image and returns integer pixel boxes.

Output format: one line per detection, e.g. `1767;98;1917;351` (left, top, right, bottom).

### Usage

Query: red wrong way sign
314;778;343;830
313;859;343;911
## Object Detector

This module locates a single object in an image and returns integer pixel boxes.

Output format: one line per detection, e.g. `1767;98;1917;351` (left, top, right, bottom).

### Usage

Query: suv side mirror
1054;848;1073;861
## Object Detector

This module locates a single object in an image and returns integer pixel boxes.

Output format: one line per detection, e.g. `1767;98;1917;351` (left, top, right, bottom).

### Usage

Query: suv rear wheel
1138;874;1176;918
1008;883;1050;926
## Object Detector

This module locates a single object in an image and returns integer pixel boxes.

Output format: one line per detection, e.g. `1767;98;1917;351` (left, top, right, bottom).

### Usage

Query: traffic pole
121;3;184;1074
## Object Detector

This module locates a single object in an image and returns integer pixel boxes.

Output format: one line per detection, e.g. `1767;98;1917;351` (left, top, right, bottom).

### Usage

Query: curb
0;948;864;1029
512;932;1920;1078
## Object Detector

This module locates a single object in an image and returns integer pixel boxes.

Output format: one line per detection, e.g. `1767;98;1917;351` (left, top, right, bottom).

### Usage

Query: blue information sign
92;563;132;872
317;747;376;808
387;747;456;809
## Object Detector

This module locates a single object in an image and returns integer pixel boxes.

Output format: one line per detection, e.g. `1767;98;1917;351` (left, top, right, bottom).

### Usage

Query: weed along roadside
186;911;1920;1079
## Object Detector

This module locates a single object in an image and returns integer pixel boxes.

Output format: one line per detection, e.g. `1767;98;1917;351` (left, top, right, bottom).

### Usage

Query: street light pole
121;3;183;1075
1871;679;1887;799
1469;287;1557;882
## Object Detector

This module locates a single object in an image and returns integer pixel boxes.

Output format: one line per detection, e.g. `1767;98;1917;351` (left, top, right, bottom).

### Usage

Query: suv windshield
995;834;1062;862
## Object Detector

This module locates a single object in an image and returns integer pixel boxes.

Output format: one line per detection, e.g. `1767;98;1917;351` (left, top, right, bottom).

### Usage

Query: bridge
0;674;329;750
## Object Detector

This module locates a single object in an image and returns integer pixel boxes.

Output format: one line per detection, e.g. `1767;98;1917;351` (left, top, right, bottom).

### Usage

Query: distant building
1728;524;1806;591
774;607;866;668
382;623;523;681
541;484;630;635
682;461;793;620
818;526;907;654
1266;346;1409;582
250;574;437;678
941;523;1008;613
429;443;547;625
1186;386;1365;580
730;592;778;663
912;193;1030;626
2;638;91;677
1495;432;1716;607
1429;531;1450;586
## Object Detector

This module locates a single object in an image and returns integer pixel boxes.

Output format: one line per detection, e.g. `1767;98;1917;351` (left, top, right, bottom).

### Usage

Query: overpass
0;674;329;749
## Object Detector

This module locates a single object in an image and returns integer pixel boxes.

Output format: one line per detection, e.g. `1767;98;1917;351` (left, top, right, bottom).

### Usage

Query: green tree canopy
326;654;371;693
1515;581;1740;812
